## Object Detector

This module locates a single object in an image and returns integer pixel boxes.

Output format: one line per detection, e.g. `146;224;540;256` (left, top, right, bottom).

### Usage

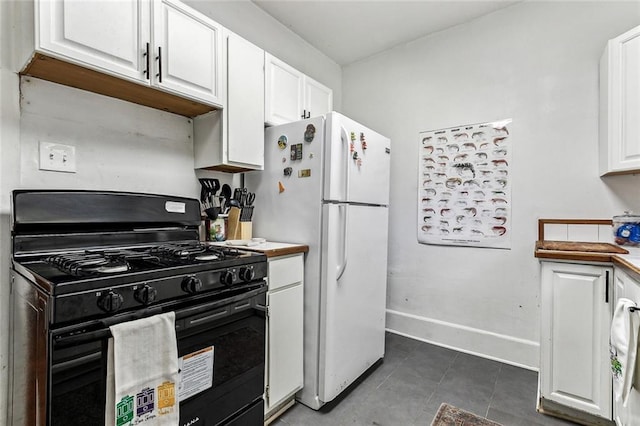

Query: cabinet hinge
265;385;270;403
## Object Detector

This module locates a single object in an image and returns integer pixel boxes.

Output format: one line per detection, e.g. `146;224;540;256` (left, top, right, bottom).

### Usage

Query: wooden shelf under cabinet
21;53;217;118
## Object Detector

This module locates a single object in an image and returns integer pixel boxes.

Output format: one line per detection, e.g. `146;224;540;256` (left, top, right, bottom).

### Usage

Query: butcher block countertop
535;240;640;278
207;241;309;258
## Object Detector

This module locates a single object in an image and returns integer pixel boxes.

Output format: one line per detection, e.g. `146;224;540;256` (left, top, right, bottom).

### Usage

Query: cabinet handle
156;47;162;83
605;271;610;304
143;42;150;80
301;109;306;119
306;111;311;119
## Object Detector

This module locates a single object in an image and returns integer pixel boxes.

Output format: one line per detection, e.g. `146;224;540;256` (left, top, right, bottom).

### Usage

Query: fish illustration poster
417;119;512;249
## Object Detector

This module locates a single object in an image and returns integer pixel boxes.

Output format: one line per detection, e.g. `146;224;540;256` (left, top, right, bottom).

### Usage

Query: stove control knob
220;270;235;286
238;266;255;282
134;285;158;305
182;275;203;294
98;291;124;313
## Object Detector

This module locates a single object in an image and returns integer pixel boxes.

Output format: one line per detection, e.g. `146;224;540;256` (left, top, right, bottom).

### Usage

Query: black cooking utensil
245;192;255;206
204;206;220;220
198;178;210;209
220;184;232;211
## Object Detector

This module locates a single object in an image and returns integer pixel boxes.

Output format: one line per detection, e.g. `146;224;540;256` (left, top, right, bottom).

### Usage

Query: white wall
342;1;640;369
0;2;21;424
0;2;341;425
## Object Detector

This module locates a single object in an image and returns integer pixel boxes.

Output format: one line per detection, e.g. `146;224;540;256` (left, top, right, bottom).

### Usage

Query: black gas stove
9;190;267;426
14;240;267;325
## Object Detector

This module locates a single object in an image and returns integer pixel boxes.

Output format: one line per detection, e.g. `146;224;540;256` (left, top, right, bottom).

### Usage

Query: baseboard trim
386;309;539;370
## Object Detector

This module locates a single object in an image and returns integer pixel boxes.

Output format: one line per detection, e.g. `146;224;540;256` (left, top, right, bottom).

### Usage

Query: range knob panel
238;266;255;282
134;284;158;305
182;275;203;294
220;270;235;286
98;290;124;313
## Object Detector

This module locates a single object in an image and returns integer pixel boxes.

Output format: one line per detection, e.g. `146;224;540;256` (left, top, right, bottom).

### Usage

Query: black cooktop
15;242;266;294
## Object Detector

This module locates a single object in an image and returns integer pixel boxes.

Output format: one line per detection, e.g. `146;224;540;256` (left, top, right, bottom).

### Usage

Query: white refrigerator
246;112;391;409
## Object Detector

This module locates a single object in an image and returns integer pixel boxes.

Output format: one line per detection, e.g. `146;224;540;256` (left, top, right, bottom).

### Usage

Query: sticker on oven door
178;346;214;402
165;201;186;214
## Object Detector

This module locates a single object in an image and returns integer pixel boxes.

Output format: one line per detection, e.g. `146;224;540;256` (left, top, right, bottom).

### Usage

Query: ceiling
252;0;521;66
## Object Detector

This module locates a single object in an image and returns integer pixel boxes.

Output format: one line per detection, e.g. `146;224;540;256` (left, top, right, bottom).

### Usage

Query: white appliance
245;112;391;409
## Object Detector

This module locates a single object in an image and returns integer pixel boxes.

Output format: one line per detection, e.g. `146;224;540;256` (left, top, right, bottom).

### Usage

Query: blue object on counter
629;224;640;244
617;224;636;239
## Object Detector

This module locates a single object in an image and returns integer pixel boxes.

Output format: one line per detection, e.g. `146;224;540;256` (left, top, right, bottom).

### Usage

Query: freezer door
246;116;325;244
318;203;388;403
324;112;391;205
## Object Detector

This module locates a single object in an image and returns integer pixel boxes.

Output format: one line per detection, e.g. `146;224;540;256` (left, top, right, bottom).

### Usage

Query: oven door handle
53;284;267;348
53;306;164;348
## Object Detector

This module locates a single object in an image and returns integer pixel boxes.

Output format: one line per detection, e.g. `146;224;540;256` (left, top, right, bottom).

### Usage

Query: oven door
49;287;266;426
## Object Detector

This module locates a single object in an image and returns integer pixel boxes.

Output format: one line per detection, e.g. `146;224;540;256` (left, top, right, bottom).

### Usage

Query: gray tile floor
274;332;577;426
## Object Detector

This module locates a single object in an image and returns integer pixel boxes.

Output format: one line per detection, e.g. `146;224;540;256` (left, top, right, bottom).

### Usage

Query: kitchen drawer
268;254;303;291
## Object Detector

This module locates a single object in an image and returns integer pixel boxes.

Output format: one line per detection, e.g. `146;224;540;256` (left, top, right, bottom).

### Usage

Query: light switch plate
39;141;76;173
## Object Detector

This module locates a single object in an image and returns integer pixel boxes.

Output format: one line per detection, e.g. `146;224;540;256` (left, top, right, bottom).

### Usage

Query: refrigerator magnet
304;124;316;142
277;135;288;150
284;167;293;177
350;132;356;141
360;132;367;150
278;181;285;193
298;169;311;178
290;143;303;160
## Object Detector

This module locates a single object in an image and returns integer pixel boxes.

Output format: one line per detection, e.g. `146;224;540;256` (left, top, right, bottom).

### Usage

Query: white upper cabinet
265;54;304;125
152;0;223;105
600;24;640;176
30;0;223;113
194;31;264;172
37;0;150;82
265;53;332;125
305;76;333;120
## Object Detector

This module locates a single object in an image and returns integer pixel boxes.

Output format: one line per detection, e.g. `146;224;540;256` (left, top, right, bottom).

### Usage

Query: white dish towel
610;298;640;407
106;312;179;425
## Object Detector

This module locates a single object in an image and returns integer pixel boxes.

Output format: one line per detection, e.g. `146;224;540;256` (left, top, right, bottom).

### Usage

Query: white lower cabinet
612;268;640;426
265;253;304;421
540;261;613;421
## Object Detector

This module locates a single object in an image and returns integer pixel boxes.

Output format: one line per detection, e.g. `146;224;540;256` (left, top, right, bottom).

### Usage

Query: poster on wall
417;119;512;249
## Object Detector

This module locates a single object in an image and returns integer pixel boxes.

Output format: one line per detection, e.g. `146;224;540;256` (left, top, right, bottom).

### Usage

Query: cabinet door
38;0;150;82
613;268;640;426
152;0;223;106
265;53;304;125
267;284;303;411
540;262;612;419
600;25;640;175
304;76;333;119
226;33;264;168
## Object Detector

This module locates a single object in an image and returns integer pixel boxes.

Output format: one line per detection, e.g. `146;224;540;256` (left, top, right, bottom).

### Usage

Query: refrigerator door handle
340;126;351;201
336;203;348;281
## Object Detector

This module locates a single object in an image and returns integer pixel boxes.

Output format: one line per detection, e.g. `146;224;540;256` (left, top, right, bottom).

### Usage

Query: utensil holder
226;207;252;240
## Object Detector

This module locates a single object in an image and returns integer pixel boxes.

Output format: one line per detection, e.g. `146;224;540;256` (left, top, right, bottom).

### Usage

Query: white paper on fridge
417;119;512;249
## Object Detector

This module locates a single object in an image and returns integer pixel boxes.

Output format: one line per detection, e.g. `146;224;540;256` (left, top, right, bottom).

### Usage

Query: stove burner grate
45;249;161;276
149;242;231;262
